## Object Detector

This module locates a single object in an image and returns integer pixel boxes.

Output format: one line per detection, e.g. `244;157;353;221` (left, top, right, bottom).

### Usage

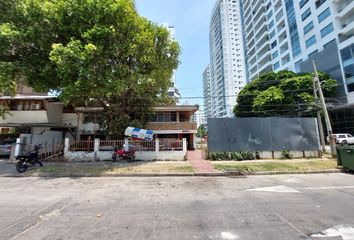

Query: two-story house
0;95;199;149
147;105;199;149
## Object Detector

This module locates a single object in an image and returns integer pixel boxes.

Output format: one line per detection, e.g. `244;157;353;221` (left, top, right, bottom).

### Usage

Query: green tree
197;124;207;138
234;70;337;117
0;0;180;135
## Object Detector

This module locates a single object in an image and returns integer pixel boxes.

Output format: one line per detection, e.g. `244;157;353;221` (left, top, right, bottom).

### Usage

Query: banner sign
125;127;154;141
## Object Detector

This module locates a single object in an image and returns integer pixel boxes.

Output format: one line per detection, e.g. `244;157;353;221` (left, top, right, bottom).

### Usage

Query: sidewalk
0;155;342;178
187;150;220;174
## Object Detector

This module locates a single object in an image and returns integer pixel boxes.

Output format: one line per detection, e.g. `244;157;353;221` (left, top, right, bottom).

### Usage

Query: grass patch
104;164;194;174
213;160;338;172
39;166;110;174
38;163;194;175
169;166;194;173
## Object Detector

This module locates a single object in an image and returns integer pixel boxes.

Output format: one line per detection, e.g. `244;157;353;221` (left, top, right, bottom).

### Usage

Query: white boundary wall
64;138;187;162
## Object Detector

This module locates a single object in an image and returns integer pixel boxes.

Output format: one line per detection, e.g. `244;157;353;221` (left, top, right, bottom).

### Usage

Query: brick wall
147;122;197;131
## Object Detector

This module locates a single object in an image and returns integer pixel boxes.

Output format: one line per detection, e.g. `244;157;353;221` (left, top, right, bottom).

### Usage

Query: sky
135;0;216;107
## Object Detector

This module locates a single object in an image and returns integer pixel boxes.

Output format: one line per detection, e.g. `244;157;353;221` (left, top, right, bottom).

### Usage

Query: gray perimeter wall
208;118;320;152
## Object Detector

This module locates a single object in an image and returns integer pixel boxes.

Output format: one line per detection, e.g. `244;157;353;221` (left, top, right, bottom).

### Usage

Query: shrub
208;151;256;161
282;150;293;159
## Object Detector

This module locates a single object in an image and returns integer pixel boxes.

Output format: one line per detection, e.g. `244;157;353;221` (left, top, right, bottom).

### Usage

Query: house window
308;49;318;58
299;0;309;9
306;35;316;48
268;20;274;29
272;50;279;59
154;112;177;122
324;39;336;49
304;21;314;35
320;23;334;38
301;8;311;21
267;11;273;20
318;7;330;23
316;0;327;9
273;61;280;70
295;59;303;72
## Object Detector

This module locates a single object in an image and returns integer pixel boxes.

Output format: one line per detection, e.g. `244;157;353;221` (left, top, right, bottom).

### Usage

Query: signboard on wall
125;127;154;141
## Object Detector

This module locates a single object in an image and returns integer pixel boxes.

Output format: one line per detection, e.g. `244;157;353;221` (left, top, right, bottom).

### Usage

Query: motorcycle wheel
16;162;28;173
127;155;135;163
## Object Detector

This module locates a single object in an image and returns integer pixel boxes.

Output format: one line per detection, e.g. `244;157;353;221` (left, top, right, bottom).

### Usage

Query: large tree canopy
234;70;338;117
0;0;180;134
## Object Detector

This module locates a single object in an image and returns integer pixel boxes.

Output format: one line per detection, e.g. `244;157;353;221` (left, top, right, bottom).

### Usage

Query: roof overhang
0;95;58;100
0;123;75;128
154;105;199;113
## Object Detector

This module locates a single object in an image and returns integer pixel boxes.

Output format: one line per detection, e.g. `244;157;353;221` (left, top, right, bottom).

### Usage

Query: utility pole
313;77;326;153
313;61;336;157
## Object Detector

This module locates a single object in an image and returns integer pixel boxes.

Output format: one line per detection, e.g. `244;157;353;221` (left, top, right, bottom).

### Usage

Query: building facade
209;0;247;118
242;0;354;103
147;105;199;149
192;109;207;128
163;23;181;101
203;65;212;120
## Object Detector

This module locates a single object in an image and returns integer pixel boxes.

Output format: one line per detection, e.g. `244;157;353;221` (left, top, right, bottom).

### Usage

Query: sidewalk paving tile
187;150;219;173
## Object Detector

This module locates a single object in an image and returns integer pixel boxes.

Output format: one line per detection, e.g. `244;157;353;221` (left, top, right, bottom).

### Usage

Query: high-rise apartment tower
208;0;247;118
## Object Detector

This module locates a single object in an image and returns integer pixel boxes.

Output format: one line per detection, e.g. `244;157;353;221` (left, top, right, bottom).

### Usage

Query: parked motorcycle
16;145;43;173
112;146;136;162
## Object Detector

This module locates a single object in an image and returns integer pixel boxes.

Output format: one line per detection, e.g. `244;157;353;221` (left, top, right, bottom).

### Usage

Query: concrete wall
19;131;63;154
64;151;186;162
81;123;100;133
0;111;48;124
46;102;64;124
258;151;320;159
135;151;186;161
32;127;51;134
62;113;79;127
64;138;188;161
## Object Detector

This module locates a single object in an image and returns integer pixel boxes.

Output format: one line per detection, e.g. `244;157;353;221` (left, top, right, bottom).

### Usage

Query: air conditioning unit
29;104;41;110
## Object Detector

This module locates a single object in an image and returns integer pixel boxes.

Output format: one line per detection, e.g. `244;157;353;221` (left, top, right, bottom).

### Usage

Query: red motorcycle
112;146;136;162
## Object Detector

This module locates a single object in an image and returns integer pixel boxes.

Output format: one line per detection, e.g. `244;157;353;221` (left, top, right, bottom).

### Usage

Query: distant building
192;109;206;128
17;83;47;96
163;23;181;102
209;0;247;118
203;65;212;120
240;0;354;135
242;0;354;103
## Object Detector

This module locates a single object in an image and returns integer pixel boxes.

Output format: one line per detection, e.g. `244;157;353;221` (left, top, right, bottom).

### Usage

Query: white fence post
14;138;21;157
94;138;100;153
183;138;187;153
64;138;70;156
94;138;100;160
155;138;159;153
124;138;129;151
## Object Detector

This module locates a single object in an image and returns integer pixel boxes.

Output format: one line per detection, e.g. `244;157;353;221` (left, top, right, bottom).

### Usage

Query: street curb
35;172;228;178
225;169;344;176
36;173;197;178
3;169;346;178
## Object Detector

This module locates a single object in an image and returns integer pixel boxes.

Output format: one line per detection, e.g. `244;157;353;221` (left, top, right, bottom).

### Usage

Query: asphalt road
1;173;354;240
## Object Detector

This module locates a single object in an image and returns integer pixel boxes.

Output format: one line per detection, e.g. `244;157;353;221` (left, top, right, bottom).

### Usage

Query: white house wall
0;111;48;124
62;113;79;127
45;102;64;124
